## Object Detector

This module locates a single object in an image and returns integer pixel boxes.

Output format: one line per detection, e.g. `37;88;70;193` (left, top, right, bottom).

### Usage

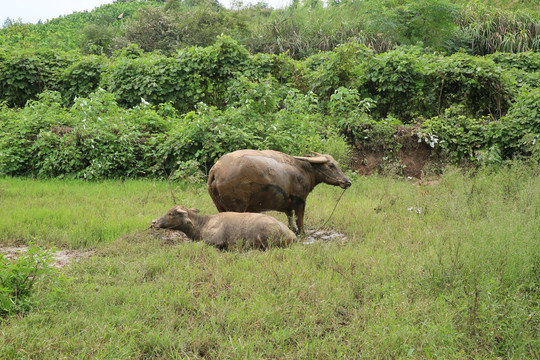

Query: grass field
0;163;539;359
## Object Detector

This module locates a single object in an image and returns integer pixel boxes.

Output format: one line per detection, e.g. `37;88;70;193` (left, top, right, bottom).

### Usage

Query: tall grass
0;163;538;358
458;3;540;54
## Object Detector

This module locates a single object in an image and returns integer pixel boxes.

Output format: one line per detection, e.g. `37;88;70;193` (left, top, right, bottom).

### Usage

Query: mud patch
303;230;347;245
149;228;191;245
0;246;95;269
148;228;347;246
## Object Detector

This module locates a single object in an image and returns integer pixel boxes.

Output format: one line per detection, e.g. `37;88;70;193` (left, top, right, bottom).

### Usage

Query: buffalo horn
294;156;328;164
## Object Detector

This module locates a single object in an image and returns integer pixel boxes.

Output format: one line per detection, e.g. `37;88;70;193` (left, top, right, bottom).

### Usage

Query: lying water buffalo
151;205;296;249
207;150;352;234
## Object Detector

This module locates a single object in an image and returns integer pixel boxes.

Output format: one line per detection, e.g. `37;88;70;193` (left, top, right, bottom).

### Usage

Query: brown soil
351;127;433;178
0;247;95;269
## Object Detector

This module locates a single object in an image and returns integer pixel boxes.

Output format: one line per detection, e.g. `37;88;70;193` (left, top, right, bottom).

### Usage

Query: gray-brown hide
151;205;296;249
207;149;352;233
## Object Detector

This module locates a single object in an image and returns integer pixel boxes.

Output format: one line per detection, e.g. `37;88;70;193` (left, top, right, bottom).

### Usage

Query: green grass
0;164;539;359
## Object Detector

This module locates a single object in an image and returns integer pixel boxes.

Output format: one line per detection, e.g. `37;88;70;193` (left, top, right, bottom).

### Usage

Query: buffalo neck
294;159;318;191
180;212;212;241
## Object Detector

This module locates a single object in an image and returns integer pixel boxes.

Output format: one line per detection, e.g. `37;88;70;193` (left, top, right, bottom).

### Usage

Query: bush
102;35;251;111
0;92;69;176
428;52;513;119
304;42;374;108
420;88;540;163
0;47;76;107
0;90;170;179
122;6;183;54
61;55;107;104
487;51;540;72
355;48;514;122
419;105;492;162
0;244;56;317
357;46;434;122
493;87;540;161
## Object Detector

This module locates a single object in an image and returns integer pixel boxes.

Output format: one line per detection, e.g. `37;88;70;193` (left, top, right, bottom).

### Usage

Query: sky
1;0;290;25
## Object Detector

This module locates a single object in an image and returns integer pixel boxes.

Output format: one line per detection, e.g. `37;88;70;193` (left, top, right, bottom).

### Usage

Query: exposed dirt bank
351;127;436;178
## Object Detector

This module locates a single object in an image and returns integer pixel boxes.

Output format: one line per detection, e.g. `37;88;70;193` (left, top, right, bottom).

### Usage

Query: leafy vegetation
1;244;58;317
0;32;538;178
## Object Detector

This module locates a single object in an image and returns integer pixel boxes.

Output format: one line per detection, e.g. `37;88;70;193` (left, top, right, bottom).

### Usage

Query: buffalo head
294;152;352;189
152;205;200;230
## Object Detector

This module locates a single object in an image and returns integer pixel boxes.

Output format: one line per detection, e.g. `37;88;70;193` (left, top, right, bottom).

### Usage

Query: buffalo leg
295;205;306;235
285;210;298;233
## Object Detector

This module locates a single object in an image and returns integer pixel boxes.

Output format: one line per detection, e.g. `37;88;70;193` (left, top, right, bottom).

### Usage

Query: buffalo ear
189;208;200;213
294;156;328;164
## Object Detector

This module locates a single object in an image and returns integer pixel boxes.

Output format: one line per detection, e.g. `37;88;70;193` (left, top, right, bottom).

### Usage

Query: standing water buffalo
207;150;352;234
151;205;296;249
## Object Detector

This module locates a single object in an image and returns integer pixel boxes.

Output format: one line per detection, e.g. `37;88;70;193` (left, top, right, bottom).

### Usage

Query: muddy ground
0;246;95;269
1;230;347;268
150;228;347;246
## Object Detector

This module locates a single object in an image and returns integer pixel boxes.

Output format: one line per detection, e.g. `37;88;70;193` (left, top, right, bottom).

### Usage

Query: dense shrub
419;88;539;162
493;87;540;161
155;80;348;175
61;55;107;104
362;0;459;51
102;36;251;111
0;92;69;175
357;46;432;122
122;6;183;54
419;105;492;161
0;91;169;179
0;31;537;177
0;83;349;179
487;51;540;72
0;48;76;107
428;52;513;119
304;42;374;106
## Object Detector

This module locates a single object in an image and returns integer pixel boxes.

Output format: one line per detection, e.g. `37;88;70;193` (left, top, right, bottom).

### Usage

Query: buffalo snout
341;178;352;189
151;218;163;229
